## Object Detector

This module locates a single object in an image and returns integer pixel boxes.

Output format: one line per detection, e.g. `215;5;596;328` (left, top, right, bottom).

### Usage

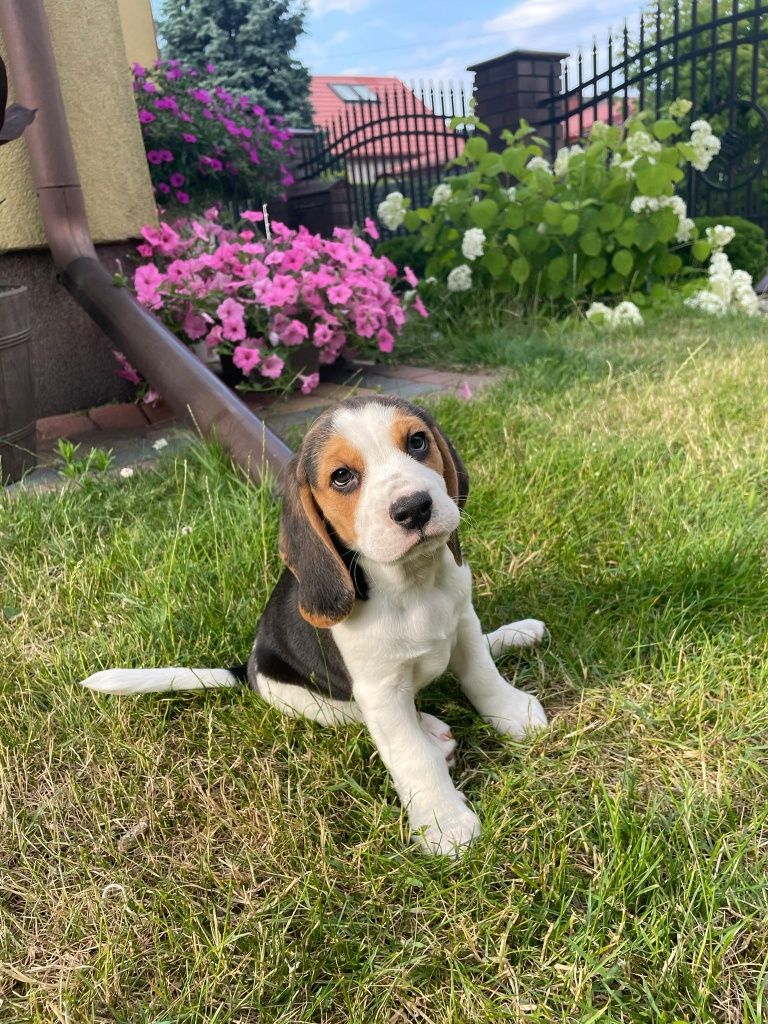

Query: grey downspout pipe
0;0;292;484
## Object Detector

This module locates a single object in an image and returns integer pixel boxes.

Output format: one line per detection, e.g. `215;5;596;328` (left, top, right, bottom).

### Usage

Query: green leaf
501;146;528;177
635;163;671;196
692;239;711;262
654;208;679;243
616;220;638;247
597;204;624;231
469;198;499;229
543;201;563;226
510;256;530;284
481;247;507;278
579;231;602;257
583;256;608;282
505;233;520;251
463;135;489;162
504;204;525;229
612;249;634;277
562;213;580;235
547;255;569;283
478;152;504;176
652;118;682;140
2;606;21;621
654;252;683;275
635;219;659;252
403;210;421;232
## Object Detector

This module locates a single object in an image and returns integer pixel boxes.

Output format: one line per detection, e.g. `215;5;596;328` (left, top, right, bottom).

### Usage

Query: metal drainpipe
0;0;293;485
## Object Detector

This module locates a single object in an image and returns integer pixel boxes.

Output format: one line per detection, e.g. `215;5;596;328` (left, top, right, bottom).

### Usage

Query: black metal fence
292;82;470;226
538;0;768;229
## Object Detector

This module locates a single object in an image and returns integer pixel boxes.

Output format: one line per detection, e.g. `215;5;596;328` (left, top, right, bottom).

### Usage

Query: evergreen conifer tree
158;0;312;125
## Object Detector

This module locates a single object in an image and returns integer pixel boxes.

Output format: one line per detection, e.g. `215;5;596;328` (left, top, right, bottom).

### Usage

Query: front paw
482;689;548;740
487;619;547;656
410;799;481;858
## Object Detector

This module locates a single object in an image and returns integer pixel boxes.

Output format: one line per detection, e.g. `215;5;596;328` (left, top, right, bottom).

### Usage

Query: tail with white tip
80;666;246;695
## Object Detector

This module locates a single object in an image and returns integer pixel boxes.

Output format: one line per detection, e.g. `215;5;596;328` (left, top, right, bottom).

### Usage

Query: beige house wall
0;0;158;252
117;0;159;69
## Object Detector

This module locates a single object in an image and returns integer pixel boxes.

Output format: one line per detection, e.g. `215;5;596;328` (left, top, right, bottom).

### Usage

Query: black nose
389;491;433;531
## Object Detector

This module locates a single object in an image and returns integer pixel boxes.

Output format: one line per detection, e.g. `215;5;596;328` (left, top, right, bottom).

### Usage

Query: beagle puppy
82;395;547;857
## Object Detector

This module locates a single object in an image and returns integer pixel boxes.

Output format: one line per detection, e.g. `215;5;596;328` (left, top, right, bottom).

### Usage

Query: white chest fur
332;546;472;691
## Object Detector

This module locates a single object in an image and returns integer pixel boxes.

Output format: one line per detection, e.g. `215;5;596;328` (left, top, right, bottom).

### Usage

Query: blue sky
297;0;643;88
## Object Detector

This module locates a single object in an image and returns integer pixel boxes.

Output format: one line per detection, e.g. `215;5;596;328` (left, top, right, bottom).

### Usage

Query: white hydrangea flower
461;227;486;261
685;249;761;316
554;144;583;177
447;264;472;292
585;302;613;325
705;224;736;253
526;156;552;174
676;217;695;243
586;301;643;328
377;191;407;231
626;130;662;159
612;301;644;326
630;196;659;214
506;186;518;201
611;152;638;178
119;466;134;479
431;183;452;206
669;98;693;117
684;290;727;315
689;119;721;171
631;194;694;243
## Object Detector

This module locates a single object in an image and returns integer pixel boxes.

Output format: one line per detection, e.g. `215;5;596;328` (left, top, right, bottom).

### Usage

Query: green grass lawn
3;313;768;1023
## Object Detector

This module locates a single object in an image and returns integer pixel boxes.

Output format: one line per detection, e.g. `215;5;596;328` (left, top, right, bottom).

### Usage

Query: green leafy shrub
691;216;767;282
386;106;724;315
375;234;428;280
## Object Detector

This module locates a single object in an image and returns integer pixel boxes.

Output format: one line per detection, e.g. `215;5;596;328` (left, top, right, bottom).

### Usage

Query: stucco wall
118;0;159;69
0;0;157;251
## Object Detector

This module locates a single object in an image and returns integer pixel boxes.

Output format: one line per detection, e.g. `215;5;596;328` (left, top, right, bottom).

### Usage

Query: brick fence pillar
467;49;569;153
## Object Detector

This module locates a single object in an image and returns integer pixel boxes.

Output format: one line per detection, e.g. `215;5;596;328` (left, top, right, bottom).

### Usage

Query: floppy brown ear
278;457;356;627
429;422;469;566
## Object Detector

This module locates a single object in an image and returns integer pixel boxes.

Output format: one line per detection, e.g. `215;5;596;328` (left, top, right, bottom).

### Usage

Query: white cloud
310;0;370;15
486;0;583;35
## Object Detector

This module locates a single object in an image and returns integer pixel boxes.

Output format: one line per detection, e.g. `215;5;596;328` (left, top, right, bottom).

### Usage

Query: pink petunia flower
182;132;198;144
260;353;285;379
241;210;264;222
377;328;395;353
404;265;419;288
217;297;246;341
364;217;380;241
299;372;320;395
232;343;262;375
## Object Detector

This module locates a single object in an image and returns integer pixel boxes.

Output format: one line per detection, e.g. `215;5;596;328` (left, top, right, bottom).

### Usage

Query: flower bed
133;59;295;212
124;210;424;396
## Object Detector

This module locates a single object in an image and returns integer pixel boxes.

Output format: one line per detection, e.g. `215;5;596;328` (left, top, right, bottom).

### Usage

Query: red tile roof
309;75;464;169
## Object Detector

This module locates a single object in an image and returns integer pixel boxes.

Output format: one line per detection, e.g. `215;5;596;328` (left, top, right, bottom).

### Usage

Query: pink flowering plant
128;208;424;395
133;59;295;212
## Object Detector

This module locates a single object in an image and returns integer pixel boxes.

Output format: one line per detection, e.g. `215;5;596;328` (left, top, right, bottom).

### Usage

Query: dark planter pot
0;285;36;485
218;344;321;390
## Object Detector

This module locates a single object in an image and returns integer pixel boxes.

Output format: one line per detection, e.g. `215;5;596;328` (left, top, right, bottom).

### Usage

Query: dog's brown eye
407;432;428;456
331;467;355;489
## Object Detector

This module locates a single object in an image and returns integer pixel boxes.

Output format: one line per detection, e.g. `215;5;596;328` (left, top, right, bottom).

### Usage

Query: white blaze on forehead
332;402;400;465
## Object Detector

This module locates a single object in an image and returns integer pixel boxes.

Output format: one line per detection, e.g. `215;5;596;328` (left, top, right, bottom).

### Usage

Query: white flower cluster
506;186;518;201
432;183;452;206
586;300;644;328
526;156;552;174
705;223;735;253
685;250;760;316
590;121;611;141
461;228;486;261
447;264;472;292
626;130;662;161
629;194;695;243
669;98;693;117
689;119;721;172
611;152;638;178
553;144;583;177
378;191;407;230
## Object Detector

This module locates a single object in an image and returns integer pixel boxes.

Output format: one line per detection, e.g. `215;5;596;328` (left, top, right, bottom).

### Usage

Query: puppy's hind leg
255;673;363;726
484;619;546;657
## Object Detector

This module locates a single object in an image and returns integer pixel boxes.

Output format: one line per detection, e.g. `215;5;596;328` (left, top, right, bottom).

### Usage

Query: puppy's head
279;396;469;627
